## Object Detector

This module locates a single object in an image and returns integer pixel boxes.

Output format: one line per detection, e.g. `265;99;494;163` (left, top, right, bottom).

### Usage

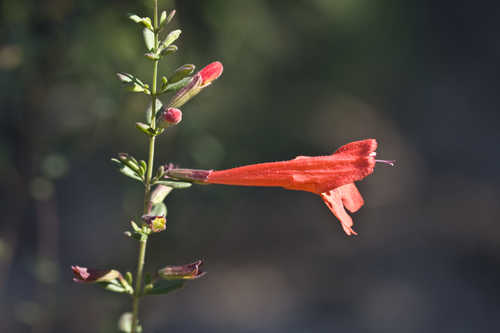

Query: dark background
1;0;500;332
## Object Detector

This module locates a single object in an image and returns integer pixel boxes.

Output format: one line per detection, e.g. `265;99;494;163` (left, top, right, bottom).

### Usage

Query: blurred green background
1;0;500;332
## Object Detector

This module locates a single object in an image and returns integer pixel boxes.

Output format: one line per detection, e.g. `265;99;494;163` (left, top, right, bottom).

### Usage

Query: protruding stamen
369;152;377;157
375;159;395;166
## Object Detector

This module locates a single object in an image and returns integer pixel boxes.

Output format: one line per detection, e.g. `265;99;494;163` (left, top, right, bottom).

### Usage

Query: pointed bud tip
199;61;223;85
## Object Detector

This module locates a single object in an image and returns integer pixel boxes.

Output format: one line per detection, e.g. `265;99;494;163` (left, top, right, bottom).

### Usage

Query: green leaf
128;14;153;31
145;99;163;125
168;64;195;84
125;272;133;285
159;10;167;27
154;180;192;189
118;153;141;173
111;159;143;182
160;44;178;56
151;202;167;216
157;30;181;55
101;282;127;293
135;122;154;136
162;29;181;48
130;221;141;233
138;160;147;175
160;77;192;94
116;72;148;94
144;280;184;295
143;28;155;51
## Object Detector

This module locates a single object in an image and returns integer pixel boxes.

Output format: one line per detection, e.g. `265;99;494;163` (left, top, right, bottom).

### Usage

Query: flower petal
337;183;364;213
320;183;366;236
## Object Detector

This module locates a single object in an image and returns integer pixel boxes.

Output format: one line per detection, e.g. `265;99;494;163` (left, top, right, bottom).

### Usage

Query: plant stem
131;1;159;332
131;237;147;333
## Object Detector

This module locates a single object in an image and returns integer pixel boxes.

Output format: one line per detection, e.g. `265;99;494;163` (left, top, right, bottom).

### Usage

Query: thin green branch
131;1;159;332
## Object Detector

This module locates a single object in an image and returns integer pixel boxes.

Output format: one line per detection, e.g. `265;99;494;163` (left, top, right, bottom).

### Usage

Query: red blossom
199;61;223;86
167;139;391;235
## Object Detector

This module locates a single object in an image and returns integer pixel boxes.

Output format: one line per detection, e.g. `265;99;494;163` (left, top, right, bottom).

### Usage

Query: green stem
131;237;147;333
131;1;159;332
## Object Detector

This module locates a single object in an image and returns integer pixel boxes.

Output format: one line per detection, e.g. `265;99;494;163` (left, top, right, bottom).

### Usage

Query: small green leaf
136;122;154;136
160;77;192;93
160;44;178;56
143;28;155;51
129;14;141;23
102;282;127;293
151;202;167;216
125;272;133;286
145;99;163;125
159;10;167;27
116;72;133;83
118;153;141;173
138;160;147;175
130;221;141;233
162;29;181;48
116;72;148;94
111;159;143;182
144;280;184;295
157;30;181;55
168;64;195;84
128;14;153;31
154;180;192;189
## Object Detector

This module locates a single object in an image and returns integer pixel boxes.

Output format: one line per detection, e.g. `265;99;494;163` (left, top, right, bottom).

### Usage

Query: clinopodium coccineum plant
71;1;394;332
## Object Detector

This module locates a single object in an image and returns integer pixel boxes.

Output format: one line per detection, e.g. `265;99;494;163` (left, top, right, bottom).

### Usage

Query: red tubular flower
167;139;391;235
199;61;223;86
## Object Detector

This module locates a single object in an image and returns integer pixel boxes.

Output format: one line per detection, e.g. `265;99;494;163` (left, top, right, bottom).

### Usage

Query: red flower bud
158;107;182;128
199;61;223;86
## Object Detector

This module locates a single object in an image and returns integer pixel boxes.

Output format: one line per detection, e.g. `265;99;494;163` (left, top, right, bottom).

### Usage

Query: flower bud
150;185;172;204
168;64;195;84
158;107;182;128
142;215;166;233
71;266;121;283
166;168;211;182
199;61;223;86
157;260;205;280
167;74;202;108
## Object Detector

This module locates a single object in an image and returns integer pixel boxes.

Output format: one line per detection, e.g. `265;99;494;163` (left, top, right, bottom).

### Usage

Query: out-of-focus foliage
1;0;500;332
